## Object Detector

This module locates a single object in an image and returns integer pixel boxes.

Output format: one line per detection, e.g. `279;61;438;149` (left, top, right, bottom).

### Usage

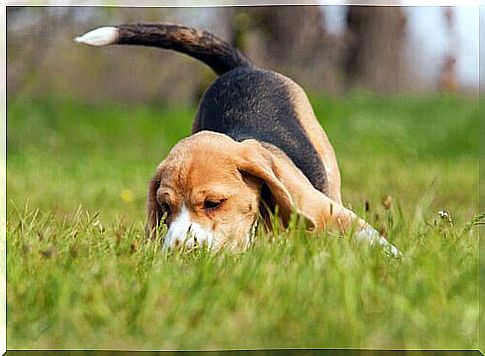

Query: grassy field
6;93;479;350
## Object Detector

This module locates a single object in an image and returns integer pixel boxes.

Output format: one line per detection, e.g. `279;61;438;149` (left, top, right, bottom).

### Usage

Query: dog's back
76;23;341;201
194;66;329;197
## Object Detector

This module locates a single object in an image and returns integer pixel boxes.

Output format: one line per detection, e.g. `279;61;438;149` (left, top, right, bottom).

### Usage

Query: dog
76;23;400;256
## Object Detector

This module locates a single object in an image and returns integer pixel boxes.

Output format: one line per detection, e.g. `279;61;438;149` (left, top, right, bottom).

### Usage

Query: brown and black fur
193;66;328;197
116;24;252;75
112;23;333;199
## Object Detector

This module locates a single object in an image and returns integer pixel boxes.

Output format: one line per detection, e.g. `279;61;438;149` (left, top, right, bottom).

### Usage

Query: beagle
76;23;400;256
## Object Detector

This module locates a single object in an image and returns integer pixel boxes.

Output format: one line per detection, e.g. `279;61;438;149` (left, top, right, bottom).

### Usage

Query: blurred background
7;6;478;105
5;7;480;349
6;6;478;224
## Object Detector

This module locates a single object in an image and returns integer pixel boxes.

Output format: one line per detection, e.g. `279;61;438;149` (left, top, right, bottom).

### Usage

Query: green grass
6;93;479;349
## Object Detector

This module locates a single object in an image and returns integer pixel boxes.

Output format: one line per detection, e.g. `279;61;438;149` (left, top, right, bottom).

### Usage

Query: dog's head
146;131;324;251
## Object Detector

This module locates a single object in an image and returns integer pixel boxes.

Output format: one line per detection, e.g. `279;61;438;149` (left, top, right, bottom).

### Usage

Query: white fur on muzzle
163;205;215;251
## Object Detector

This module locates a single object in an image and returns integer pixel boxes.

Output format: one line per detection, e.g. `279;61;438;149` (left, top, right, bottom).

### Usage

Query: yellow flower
120;189;134;202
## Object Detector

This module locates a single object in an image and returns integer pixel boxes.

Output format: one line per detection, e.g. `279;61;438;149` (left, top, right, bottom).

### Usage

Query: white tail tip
75;26;119;46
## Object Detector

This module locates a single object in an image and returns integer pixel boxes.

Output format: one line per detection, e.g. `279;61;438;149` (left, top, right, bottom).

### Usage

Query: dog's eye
203;199;224;212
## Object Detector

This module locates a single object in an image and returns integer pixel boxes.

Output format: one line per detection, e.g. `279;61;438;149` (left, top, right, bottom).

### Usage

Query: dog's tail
75;23;252;76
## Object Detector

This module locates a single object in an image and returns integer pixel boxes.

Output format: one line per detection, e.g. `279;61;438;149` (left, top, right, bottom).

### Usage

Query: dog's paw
355;225;402;258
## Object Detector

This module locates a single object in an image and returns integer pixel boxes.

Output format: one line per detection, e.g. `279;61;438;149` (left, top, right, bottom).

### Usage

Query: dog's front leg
304;193;401;257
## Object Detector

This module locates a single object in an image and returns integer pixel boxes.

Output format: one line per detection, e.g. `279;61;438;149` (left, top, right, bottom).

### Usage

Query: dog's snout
162;205;215;251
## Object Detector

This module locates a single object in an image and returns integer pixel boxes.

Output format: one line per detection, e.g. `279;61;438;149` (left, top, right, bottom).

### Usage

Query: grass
6;92;480;350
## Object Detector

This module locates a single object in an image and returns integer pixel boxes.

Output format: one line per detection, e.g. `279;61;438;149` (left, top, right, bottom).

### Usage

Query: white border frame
1;1;481;354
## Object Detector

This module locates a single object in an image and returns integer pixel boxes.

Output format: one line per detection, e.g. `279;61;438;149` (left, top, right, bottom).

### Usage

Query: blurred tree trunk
438;7;458;92
344;6;407;93
246;6;327;67
231;6;347;94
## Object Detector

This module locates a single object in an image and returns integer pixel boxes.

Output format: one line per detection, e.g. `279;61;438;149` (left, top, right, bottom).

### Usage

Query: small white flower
438;210;453;225
438;210;449;219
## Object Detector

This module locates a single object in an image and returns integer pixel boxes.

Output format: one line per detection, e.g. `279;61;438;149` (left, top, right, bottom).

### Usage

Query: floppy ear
234;139;401;256
146;174;162;239
235;139;318;229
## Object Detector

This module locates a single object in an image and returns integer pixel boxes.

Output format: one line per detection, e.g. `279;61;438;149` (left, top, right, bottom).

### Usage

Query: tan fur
236;139;361;232
275;73;342;204
147;132;262;250
147;131;367;250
